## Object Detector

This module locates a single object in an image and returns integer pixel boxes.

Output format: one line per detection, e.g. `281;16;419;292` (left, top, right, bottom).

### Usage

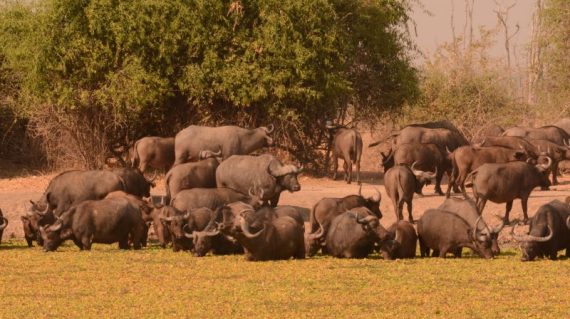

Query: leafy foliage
0;0;418;170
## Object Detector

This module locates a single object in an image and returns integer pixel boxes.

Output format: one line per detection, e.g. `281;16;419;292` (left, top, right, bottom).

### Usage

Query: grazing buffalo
384;163;436;222
528;139;570;185
478;136;540;159
21;207;56;247
0;209;7;245
218;206;305;261
327;122;363;184
216;154;302;206
165;149;222;202
161;207;212;252
325;209;392;258
174;125;274;165
370;126;468;152
438;197;504;255
417;209;494;259
30;170;126;216
502;126;570;146
170;188;262;212
145;205;180;248
381;143;451;195
186;206;243;257
129;136;175;172
378;221;417;259
510;200;570;261
111;168;155;198
446;146;529;198
471;159;552;223
39;197;146;251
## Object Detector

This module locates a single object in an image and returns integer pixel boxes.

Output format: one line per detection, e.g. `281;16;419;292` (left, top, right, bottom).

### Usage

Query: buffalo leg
392;196;402;220
520;198;529;223
504;201;514;223
445;168;458;198
552;161;560;185
332;151;339;180
72;238;83;250
345;153;353;184
418;236;429;257
25;236;34;247
453;248;462;258
434;168;444;195
355;158;361;185
438;246;449;258
343;162;349;182
406;200;414;223
81;237;92;251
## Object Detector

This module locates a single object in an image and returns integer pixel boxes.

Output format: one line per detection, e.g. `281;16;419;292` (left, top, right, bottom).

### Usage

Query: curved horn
410;161;421;175
472;216;483;241
426;167;438;179
537;156;552;171
183;224;194;238
566;216;570;230
50;222;63;232
446;146;452;154
265;124;275;134
0;217;7;230
511;224;554;242
355;215;377;225
492;220;506;234
240;217;264;238
369;187;381;202
37;204;49;216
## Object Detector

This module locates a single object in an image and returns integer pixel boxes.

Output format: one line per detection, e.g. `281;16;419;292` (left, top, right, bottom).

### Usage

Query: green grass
1;241;570;318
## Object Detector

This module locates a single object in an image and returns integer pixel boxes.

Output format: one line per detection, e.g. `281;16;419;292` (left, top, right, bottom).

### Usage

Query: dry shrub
28;105;121;170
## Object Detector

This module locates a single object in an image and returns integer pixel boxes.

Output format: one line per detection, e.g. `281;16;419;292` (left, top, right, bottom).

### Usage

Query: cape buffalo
478;136;540;159
438;197;505;255
111;168;155;198
417;209;494;259
129;136;175;172
479;124;505;139
161;207;212;252
471;159;552;223
384;163;436;222
170;188;262;212
218;206;305;261
325;209;392;258
446;146;529;198
370;125;468;151
528;139;570;185
104;191;153;247
174;125;274;165
164;149;222;202
327;122;363;184
145;205;180;248
553;118;570;136
502;126;570;146
39;197;146;251
185;206;243;257
30;170;126;216
378;221;417;259
0;209;7;245
381;143;451;195
510;200;570;261
21;207;56;247
215;154;302;206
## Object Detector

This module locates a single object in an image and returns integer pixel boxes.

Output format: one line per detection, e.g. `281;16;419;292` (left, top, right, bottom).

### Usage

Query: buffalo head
39;218;72;252
410;162;437;194
267;161;303;192
255;125;275;147
358;186;382;219
305;225;325;257
160;214;189;241
467;216;494;259
511;223;553;261
380;150;395;172
533;156;553;189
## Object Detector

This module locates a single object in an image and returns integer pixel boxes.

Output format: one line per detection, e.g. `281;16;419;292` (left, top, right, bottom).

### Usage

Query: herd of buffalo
5;118;570;262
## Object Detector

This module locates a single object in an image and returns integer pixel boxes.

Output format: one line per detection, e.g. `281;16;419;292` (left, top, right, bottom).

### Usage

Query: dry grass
1;240;569;318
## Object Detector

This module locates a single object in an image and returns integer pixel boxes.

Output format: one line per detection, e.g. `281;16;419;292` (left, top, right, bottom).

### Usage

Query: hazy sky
412;1;534;62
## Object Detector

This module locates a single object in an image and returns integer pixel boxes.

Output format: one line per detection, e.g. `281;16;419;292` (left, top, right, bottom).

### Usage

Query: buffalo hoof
434;190;444;196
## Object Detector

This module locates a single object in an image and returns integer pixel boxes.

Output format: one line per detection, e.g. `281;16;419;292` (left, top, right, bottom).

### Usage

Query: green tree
0;0;418;170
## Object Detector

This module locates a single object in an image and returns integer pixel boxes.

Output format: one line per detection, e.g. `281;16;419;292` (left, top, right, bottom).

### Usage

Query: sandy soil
1;168;570;248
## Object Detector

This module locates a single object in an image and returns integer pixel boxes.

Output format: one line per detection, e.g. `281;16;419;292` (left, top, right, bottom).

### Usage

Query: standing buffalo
384;164;436;222
111;168;155;198
0;209;7;245
438;197;504;255
510;200;570;261
39;197;146;251
129;136;175;173
446;146;530;198
370;125;468;152
381;143;451;195
164;149;222;202
170;188;262;212
30;170;126;216
502;126;570;146
528;139;570;185
378;221;417;259
325;209;392;258
218;206;305;261
216;154;302;206
478;136;539;159
471;159;552;223
417;209;494;259
327;122;363;184
174;125;274;165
